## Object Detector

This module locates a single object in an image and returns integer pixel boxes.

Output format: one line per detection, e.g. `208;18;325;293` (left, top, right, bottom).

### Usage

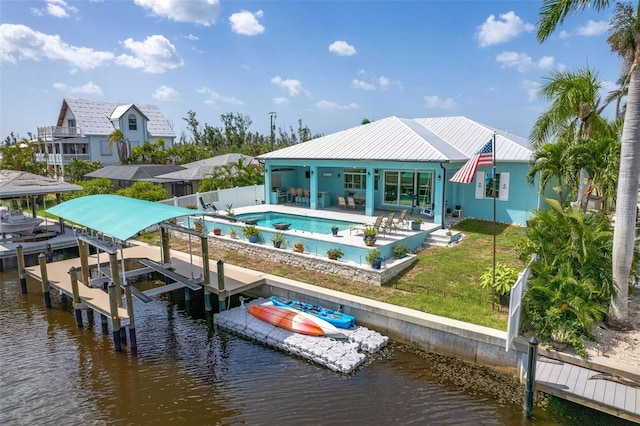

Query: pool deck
201;204;446;249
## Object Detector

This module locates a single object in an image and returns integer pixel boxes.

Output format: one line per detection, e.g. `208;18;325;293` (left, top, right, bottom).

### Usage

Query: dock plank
625;386;636;413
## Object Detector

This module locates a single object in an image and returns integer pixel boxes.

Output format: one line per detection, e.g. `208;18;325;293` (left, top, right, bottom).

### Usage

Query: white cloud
476;11;534;47
134;0;220;26
0;24;114;71
576;20;609;36
52;81;103;95
271;76;310;97
329;40;356;56
152;85;180;101
315;100;359;111
496;51;551;72
197;86;244;105
229;10;265;36
351;79;376;91
183;34;199;41
558;30;569;39
537;56;555;69
424;95;456;109
273;97;289;105
116;35;183;73
522;79;540;101
46;0;77;18
378;75;402;90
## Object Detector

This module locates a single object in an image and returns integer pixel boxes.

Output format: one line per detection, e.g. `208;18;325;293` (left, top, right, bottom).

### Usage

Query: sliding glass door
383;170;434;207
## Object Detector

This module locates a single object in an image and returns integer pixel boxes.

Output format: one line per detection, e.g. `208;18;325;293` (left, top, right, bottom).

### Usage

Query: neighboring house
84;164;185;195
258;116;554;226
155;153;255;196
37;98;176;179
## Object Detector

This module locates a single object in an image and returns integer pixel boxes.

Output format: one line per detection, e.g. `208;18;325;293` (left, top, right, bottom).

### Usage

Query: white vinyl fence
159;185;266;211
505;254;537;352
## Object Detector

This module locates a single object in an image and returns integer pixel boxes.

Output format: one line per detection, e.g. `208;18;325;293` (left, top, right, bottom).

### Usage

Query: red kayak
248;304;346;339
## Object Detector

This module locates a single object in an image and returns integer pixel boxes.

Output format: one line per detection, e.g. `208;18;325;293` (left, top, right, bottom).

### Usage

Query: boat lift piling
69;267;83;328
123;283;137;355
107;282;122;352
217;260;226;312
17;245;26;294
38;254;51;308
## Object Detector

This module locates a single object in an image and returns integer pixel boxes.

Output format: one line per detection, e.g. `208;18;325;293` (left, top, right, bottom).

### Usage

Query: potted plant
229;228;237;239
363;226;377;246
365;248;382;269
327;248;344;260
479;263;519;306
550;324;573;351
271;232;284;248
331;225;339;236
293;241;304;253
225;203;235;220
393;244;409;258
411;218;423;231
242;225;260;243
194;218;204;231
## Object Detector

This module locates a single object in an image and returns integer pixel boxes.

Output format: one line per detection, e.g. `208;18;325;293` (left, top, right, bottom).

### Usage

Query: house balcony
35;153;91;164
37;126;83;142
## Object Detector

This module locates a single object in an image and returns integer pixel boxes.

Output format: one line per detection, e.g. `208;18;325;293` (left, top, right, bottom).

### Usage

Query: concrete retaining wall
206;235;417;285
252;274;518;371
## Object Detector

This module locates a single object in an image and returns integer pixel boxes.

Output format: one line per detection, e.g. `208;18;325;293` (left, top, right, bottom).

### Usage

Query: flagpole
492;132;497;311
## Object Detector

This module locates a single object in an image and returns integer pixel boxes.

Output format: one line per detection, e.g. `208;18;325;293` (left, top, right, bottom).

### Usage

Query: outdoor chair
350;215;384;236
346;196;357;210
337;196;347;210
288;187;297;203
395;209;409;229
303;189;311;206
198;197;218;213
296;188;304;206
382;212;396;234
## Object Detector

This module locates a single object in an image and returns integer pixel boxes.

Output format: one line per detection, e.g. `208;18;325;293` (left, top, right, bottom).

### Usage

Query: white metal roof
155;153;255;181
57;98;175;138
258;116;532;163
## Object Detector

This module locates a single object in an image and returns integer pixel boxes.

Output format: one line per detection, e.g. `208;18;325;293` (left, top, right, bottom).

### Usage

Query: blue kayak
268;296;355;329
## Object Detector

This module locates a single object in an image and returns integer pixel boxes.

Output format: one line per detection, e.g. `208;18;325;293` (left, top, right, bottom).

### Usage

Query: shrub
393;245;409;258
479;263;519;296
327;248;344;260
365;248;381;264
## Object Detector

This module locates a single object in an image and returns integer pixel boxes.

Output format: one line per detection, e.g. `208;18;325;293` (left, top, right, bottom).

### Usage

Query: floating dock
214;298;388;374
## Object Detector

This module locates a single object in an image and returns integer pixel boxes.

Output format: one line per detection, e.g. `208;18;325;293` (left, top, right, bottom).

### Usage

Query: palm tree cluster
199;157;264;191
532;0;640;325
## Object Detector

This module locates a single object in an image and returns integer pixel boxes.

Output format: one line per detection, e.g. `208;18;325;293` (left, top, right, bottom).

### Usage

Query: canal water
0;271;617;425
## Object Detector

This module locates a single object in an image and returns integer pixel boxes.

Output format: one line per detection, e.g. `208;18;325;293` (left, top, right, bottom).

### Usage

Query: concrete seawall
254;274;518;371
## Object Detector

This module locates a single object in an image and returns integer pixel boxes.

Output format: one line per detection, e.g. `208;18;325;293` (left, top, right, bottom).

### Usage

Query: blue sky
0;0;622;143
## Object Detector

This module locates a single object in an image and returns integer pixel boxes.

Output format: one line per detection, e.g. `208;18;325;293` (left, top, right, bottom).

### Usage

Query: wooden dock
536;355;640;422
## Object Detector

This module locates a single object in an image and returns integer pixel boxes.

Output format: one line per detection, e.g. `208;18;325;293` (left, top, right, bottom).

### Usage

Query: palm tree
107;128;130;165
537;0;640;322
526;138;576;204
530;66;614;207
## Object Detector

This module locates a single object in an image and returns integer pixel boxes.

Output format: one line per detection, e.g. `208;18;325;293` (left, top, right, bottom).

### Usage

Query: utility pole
269;112;277;149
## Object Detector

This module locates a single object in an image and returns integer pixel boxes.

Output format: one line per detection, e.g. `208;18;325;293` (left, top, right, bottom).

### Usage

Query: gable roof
110;104;148;121
57;98;175;138
84;164;185;182
257;116;532;163
155;153;255;181
0;170;82;199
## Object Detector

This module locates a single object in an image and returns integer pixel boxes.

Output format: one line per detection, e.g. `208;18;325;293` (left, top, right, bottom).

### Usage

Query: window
475;171;509;201
344;168;367;190
100;140;112;156
128;114;137;130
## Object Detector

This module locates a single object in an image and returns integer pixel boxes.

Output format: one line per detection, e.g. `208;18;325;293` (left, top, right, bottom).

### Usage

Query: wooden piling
38;253;51;308
108;252;122;307
161;226;170;265
17;245;27;294
68;267;83;328
524;336;539;418
100;313;109;335
123;283;137;355
202;236;214;314
217;260;226;312
107;282;122;352
79;240;90;286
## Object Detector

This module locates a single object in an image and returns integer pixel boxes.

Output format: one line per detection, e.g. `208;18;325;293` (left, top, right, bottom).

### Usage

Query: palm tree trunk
611;56;640;322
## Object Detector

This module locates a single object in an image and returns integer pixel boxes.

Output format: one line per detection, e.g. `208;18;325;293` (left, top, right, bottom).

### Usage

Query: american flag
449;139;494;184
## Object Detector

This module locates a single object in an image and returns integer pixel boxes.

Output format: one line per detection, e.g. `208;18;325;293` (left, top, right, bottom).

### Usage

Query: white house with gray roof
36;98;175;179
258;116;553;226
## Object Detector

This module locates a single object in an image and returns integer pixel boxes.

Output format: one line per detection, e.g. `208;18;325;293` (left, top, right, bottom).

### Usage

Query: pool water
235;212;360;234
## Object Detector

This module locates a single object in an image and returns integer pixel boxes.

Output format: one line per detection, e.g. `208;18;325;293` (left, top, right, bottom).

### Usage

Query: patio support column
434;167;445;227
264;165;273;205
309;165;318;210
365;167;375;216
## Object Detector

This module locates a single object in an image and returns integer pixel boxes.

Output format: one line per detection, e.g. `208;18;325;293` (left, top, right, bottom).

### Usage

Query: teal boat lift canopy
47;194;205;241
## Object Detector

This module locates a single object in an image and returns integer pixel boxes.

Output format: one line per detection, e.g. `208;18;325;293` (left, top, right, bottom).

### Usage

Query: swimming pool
234;212;360;234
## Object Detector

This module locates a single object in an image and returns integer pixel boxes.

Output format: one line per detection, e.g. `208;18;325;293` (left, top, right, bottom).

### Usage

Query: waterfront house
258;116;552;226
37;98;176;179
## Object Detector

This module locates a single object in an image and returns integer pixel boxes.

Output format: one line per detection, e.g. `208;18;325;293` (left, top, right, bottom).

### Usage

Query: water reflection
0;271;610;425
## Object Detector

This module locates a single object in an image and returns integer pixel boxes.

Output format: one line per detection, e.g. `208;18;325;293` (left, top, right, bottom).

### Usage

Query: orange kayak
248;304;347;339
